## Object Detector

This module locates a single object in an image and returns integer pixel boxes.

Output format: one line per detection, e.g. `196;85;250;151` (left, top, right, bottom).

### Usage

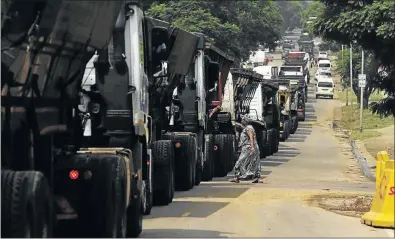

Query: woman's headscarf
240;114;252;125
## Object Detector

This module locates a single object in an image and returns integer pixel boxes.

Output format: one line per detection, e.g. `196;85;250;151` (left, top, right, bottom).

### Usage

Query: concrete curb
330;121;376;182
350;140;376;182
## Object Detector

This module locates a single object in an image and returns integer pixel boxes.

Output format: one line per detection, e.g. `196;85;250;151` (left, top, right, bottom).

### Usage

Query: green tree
334;48;379;108
146;1;283;62
314;0;395;117
301;1;325;34
275;1;305;34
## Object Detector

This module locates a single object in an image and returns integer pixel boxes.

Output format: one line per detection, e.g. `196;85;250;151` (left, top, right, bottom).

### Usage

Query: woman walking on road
229;115;263;183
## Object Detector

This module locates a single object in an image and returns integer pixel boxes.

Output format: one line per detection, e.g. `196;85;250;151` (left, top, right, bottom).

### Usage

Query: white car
317;59;332;71
315;69;332;81
316;78;334;99
318;52;328;58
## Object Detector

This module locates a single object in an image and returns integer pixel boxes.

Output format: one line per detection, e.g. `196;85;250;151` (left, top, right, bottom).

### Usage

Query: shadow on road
175;185;248;199
146;201;230;219
141;229;231;238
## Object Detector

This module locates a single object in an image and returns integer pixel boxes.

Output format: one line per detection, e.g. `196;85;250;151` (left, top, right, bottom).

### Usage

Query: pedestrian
229;115;263;183
265;57;269;65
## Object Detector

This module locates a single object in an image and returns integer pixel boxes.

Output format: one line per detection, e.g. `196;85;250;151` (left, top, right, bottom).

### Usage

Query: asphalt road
140;56;393;238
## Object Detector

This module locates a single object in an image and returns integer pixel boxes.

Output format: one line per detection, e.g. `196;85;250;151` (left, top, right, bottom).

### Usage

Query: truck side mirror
151;26;169;63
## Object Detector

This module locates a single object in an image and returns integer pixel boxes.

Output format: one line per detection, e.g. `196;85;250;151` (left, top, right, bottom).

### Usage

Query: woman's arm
248;129;255;149
209;105;222;118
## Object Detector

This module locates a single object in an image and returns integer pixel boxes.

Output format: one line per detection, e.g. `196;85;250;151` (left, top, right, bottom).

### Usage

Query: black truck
278;75;307;122
165;33;234;184
1;1;147;237
228;69;280;161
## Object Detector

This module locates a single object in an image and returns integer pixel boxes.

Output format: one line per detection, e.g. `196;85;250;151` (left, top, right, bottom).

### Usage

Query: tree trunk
353;83;372;109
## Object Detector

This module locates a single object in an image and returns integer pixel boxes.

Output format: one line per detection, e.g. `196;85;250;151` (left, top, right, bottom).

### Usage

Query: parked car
315;69;332;81
316;77;335;99
318;52;328;58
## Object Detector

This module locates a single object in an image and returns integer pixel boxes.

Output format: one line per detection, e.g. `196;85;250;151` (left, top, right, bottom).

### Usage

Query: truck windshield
318;82;333;87
319;63;331;68
320;72;332;77
281;67;301;72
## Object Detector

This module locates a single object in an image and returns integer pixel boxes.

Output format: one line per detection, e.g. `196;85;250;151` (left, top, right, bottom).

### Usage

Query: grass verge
337;90;386;103
339;105;394;140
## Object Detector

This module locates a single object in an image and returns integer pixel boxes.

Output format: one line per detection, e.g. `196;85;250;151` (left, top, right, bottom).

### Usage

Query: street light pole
350;44;353;106
360;50;364;132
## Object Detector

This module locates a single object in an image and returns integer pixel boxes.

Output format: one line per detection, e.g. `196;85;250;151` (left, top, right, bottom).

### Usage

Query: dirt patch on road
307;194;373;218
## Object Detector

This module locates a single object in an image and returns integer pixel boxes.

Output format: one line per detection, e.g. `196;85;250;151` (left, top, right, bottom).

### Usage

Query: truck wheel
202;134;214;181
267;129;273;156
291;116;297;134
214;134;229;177
82;154;129;237
167;135;196;191
186;136;197;190
284;121;290;140
2;170;53;238
195;151;202;186
141;180;152;215
259;130;267;158
133;142;152;216
226;134;235;172
271;129;279;154
126;188;142;238
152;140;174;205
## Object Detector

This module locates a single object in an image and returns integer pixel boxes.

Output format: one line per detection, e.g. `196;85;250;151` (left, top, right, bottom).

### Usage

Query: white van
317;59;331;71
316;78;334;99
318;52;328;58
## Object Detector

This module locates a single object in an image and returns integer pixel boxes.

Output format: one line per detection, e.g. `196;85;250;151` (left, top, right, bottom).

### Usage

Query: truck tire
133;142;152;216
126;157;143;238
202;134;214;181
86;154;129;238
152;140;174;205
284;120;290;139
267;129;273;156
226;134;236;172
185;136;197;190
259;130;267;158
214;134;229;177
2;170;53;238
291;116;297;134
195;151;202;186
165;134;196;191
271;129;279;154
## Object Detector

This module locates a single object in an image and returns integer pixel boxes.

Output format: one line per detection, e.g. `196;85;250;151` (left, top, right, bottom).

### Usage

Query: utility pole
349;44;353;107
360;50;365;132
342;45;349;106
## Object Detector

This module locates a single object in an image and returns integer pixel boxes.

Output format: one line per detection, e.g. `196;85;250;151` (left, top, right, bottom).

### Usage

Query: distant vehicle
315;69;332;81
254;65;278;79
318;52;328;58
316;77;334;99
282;49;290;59
317;59;332;71
317;57;329;63
279;66;304;76
287;51;309;61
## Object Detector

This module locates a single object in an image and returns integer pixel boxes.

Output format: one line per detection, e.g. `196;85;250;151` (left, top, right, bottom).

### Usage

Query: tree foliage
275;1;305;34
301;1;325;34
334;47;380;108
314;0;395;117
145;0;283;62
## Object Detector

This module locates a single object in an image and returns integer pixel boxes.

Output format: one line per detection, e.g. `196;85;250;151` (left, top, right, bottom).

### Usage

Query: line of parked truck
2;1;309;238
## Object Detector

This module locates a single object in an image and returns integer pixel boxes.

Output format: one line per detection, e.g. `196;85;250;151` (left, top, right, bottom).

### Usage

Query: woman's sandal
229;177;240;183
252;178;263;183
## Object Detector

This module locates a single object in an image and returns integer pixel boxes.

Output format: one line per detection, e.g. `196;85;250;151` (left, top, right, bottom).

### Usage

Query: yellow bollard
375;151;390;191
361;151;394;228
